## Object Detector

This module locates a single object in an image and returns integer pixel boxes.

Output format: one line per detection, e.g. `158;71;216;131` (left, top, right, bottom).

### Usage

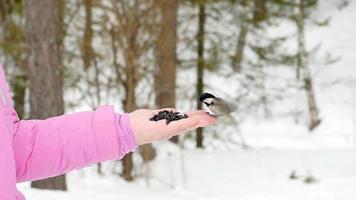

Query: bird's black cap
199;93;216;102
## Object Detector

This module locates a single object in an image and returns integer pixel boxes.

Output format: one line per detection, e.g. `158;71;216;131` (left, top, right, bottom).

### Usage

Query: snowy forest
0;0;355;199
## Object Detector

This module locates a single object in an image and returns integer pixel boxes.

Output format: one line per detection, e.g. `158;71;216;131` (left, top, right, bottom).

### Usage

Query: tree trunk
232;21;248;73
0;0;27;118
232;1;251;73
196;0;206;148
296;0;321;131
121;31;157;180
253;0;267;25
109;1;158;181
82;0;94;70
121;25;139;180
155;0;179;143
25;0;67;190
12;72;27;119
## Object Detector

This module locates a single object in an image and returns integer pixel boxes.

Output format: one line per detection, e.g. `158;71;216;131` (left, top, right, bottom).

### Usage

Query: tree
231;0;268;73
253;0;268;25
108;0;158;181
196;0;206;148
0;0;27;118
80;0;105;174
294;0;321;130
81;0;94;70
25;0;67;190
154;0;179;143
231;0;251;72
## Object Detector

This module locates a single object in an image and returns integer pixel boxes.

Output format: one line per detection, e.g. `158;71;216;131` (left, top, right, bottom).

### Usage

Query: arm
13;106;216;183
13;105;137;183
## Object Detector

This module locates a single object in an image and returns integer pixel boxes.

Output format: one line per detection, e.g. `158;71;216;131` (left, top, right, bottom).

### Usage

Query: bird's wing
225;100;237;112
217;98;236;111
213;99;233;115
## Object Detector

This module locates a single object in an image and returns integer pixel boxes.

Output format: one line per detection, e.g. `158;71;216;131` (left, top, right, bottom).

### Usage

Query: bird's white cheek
202;104;215;115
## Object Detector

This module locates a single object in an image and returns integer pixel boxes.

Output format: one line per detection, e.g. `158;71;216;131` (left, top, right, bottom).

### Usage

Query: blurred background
1;0;355;199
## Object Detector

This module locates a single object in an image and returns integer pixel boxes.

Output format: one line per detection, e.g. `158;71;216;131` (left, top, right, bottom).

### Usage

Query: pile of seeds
150;110;189;125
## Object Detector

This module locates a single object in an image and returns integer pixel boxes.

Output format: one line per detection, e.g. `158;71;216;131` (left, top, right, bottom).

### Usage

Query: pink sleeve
13;105;137;183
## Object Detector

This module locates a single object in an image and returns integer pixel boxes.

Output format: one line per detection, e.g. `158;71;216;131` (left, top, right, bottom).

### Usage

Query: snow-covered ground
18;0;356;199
18;149;356;200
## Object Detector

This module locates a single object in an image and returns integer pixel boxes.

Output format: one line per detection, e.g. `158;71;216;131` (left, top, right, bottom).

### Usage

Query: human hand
128;108;216;145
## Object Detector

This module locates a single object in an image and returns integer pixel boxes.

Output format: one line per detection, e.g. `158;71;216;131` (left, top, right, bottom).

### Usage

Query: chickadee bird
199;93;237;116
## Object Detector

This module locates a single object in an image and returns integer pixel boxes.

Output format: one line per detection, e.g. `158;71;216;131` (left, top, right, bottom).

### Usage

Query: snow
17;0;356;199
18;149;356;200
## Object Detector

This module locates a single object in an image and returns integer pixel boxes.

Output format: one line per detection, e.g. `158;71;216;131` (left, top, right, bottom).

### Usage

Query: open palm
129;108;216;145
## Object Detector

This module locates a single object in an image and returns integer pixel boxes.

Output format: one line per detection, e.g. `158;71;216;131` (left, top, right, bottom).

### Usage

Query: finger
197;115;217;127
164;115;216;138
187;114;216;130
167;116;200;134
173;115;216;137
185;111;216;126
184;110;208;117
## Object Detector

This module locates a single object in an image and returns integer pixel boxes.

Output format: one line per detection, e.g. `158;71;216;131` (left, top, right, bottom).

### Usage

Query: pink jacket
0;64;137;200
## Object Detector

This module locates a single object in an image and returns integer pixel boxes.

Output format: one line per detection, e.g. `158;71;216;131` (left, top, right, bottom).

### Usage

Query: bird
199;93;237;116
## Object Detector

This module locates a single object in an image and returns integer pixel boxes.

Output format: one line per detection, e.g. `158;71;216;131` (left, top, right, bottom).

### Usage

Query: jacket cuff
92;105;121;161
115;113;138;159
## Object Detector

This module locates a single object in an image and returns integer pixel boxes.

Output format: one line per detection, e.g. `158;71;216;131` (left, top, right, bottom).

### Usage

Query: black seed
149;110;189;124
